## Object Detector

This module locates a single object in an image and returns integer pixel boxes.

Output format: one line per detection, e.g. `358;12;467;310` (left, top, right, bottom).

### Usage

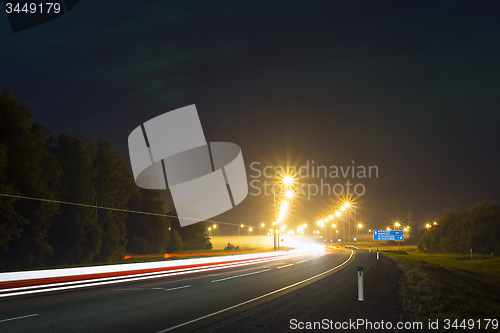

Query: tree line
418;202;500;255
0;90;211;271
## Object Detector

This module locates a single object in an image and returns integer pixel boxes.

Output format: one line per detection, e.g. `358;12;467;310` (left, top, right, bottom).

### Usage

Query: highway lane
0;249;354;333
196;250;403;333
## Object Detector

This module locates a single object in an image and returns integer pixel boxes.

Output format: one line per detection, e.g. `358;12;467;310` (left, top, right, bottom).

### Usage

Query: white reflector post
358;266;364;301
376;249;379;260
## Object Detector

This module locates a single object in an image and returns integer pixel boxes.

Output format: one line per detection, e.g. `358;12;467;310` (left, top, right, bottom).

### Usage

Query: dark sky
1;1;499;233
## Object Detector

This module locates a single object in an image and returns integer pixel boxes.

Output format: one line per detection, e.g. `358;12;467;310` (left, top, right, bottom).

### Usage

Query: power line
0;193;240;227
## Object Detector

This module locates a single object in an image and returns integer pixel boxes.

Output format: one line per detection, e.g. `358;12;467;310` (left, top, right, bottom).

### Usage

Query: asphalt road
197;250;402;332
0;249;400;333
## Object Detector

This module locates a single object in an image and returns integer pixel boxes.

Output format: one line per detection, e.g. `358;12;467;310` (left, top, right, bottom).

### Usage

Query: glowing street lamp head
303;223;307;228
249;227;253;231
394;222;400;227
329;215;333;220
358;223;363;229
344;202;350;208
386;227;391;231
285;190;295;200
213;224;217;229
282;175;294;187
335;211;341;217
340;206;346;212
261;223;265;227
324;218;328;223
208;227;211;231
240;224;244;228
317;220;325;227
426;223;431;229
332;224;336;228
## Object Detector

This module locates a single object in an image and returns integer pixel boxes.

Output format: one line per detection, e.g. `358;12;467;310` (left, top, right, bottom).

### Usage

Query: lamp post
356;223;363;245
343;202;350;244
274;174;295;250
394;221;401;250
335;210;341;244
273;189;277;250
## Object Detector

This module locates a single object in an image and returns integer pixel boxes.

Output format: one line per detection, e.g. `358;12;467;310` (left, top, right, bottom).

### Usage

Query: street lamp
274;173;296;250
282;175;294;187
239;224;244;236
343;202;351;245
355;223;363;244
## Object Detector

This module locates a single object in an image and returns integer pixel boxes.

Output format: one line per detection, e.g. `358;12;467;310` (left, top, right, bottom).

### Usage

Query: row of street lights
316;201;359;244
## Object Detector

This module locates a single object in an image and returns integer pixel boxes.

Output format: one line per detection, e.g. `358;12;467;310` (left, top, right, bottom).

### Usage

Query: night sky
1;1;499;232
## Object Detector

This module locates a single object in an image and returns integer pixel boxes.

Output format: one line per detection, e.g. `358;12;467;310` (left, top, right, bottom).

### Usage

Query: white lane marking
0;254;303;299
0;313;39;323
277;264;294;269
164;285;190;292
156;251;354;332
211;269;271;283
296;260;308;264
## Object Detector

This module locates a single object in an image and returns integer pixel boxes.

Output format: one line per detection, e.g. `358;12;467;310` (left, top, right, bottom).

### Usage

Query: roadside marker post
368;246;371;252
376;250;379;260
358;267;364;301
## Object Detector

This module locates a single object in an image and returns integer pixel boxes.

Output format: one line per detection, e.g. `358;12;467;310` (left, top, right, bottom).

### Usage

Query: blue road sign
373;230;404;241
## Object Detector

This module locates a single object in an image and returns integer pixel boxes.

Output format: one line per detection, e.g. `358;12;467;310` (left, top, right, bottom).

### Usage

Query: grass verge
384;250;500;332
